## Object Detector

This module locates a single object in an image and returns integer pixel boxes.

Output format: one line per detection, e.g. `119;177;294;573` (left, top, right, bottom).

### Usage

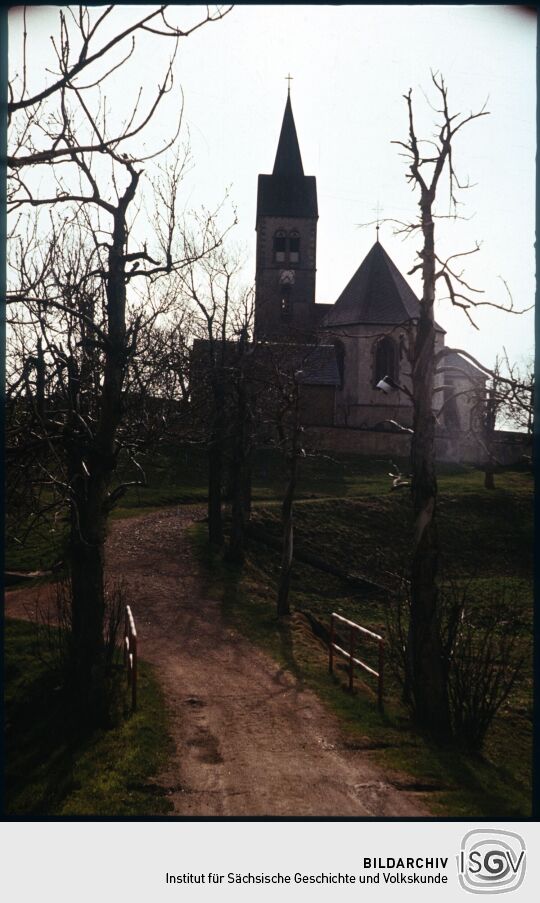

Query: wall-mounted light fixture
376;374;412;399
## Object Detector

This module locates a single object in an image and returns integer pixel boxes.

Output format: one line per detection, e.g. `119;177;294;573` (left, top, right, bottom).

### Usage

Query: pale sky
9;5;536;372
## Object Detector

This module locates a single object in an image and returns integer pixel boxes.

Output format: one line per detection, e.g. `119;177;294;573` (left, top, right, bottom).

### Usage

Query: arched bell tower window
374;337;398;386
273;230;287;263
289;230;300;264
273;230;301;265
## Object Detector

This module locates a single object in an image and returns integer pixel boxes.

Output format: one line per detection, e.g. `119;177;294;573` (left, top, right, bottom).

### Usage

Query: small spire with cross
285;72;293;96
373;200;383;241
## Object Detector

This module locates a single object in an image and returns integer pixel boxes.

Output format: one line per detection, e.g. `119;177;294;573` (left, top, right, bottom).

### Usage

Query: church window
274;231;286;263
442;378;460;430
374;337;398;386
273;230;301;265
333;340;345;388
289;230;300;264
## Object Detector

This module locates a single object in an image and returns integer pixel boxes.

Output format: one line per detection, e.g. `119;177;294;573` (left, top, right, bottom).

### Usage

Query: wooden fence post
329;614;334;674
131;631;137;711
378;640;384;712
124;605;138;712
329;612;384;711
349;625;354;692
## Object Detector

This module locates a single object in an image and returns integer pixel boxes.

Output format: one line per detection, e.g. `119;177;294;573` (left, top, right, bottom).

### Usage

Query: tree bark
67;174;137;720
69;468;108;722
484;386;496;489
227;357;252;564
277;473;295;617
208;376;225;546
407;201;452;739
484;463;495;490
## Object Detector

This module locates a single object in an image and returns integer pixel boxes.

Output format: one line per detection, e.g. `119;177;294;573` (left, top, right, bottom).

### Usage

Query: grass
6;519;66;575
5;446;533;816
189;456;533;818
6;443;531;572
4;619;174;817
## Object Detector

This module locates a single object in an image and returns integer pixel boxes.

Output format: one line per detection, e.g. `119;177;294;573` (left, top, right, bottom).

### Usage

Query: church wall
322;324;416;429
299;384;335;426
307;426;412;458
433;364;486;434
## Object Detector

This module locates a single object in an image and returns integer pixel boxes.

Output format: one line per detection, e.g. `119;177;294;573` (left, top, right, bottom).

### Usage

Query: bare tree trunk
227;360;252;564
274;367;302;617
484;463;495;490
484;385;497;489
409;328;451;735
208;377;225;546
277;471;296;617
68;184;135;719
408;205;452;739
69;472;107;721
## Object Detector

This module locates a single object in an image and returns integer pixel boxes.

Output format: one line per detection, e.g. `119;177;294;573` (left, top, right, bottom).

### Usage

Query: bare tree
274;368;302;617
393;74;532;737
394;74;489;737
8;5;231;169
256;346;323;617
177;239;254;548
226;316;257;565
7;6;231;721
490;353;534;437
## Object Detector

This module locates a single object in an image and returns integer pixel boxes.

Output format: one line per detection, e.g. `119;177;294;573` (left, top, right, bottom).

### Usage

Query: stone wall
306;426;531;465
299;384;335;426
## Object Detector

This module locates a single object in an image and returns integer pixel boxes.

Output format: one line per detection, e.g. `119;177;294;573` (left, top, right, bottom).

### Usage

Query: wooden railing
124;605;138;711
329;612;384;711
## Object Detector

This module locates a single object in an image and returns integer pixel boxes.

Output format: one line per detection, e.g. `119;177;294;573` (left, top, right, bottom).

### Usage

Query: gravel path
6;506;428;817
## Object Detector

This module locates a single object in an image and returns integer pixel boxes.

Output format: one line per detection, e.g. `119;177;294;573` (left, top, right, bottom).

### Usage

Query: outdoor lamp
376;376;394;394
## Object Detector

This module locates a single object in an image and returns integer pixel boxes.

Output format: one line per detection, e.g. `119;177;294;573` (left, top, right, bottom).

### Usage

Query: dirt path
6;507;428;817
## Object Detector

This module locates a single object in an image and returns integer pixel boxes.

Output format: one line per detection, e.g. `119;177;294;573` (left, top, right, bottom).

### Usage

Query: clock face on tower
279;269;295;286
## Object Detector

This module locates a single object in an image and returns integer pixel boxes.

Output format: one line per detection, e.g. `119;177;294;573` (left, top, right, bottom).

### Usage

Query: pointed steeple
272;94;304;178
256;92;317;221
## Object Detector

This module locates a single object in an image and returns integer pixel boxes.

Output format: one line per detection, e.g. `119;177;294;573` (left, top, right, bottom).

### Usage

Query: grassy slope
191;453;533;818
193;521;531;818
5;446;533;817
4;619;174;816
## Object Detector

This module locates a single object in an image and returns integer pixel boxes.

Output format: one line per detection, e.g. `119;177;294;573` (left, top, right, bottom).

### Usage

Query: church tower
254;91;318;340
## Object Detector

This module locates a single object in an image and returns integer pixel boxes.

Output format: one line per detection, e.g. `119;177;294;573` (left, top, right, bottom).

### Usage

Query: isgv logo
458;829;526;894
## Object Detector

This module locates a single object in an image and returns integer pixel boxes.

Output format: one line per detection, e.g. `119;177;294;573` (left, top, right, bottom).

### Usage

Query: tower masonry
254;93;318;341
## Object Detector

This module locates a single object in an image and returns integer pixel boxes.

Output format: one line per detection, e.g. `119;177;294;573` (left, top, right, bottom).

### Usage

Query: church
253;91;490;463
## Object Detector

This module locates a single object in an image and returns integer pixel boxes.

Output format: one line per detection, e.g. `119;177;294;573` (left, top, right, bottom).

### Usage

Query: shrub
386;578;526;750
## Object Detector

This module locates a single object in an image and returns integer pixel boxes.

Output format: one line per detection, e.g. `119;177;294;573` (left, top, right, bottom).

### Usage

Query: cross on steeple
285;72;293;96
373;200;383;240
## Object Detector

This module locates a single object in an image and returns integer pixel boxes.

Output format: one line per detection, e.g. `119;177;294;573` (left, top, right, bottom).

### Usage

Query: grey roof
438;350;488;380
323;240;443;331
298;344;341;386
254;342;340;387
273;94;304;177
256;95;318;220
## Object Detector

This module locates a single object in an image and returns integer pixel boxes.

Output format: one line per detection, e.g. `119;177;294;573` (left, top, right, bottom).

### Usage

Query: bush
34;577;127;722
386;578;526;751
